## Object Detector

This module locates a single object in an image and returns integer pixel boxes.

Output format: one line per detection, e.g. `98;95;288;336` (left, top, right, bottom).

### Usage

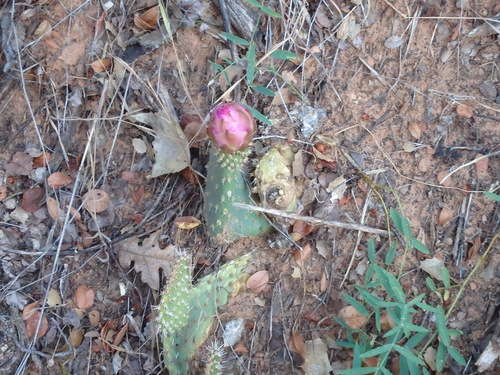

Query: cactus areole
205;102;272;242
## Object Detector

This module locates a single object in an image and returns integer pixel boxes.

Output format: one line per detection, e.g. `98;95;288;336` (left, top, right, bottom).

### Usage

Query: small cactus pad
158;253;251;374
204;147;272;242
205;341;225;375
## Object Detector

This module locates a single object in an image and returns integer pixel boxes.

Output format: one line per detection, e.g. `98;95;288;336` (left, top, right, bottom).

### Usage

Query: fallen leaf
294;242;313;267
83;189;110;213
89;310;100;326
44;38;60;49
75;285;95;310
115;231;176;290
327;175;347;202
456;104;473;118
90;58;112;73
130;111;190;177
181;167;199;184
478;82;497;99
47;288;62;307
173;216;201;229
23;301;49;338
121;171;140;182
68;328;84;349
0;186;6;201
408;122;422;139
289;332;307;361
302;338;333;375
131;185;145;205
33;20;52;39
320;272;328;294
47;171;73;188
338;305;367;329
420;257;445;281
290;221;315;242
112;322;129;350
438;207;454;226
475;339;500;372
424;347;437;371
22;187;45;212
291;265;301;279
380;311;396;331
33;152;50;167
234;342;249;354
385;35;404;49
134;6;159;30
5;152;33;176
246;270;269;294
132;138;147;154
337;13;361;40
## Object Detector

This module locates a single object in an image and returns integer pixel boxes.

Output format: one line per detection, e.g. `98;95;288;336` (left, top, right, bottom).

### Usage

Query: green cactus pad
158;255;191;375
158;253;251;374
204;147;272;242
205;341;225;375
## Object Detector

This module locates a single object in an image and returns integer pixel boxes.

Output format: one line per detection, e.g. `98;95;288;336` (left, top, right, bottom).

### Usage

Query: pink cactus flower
208;102;256;153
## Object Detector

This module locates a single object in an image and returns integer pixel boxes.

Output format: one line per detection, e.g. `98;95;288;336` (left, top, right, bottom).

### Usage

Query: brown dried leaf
44;38;60;49
90;58;112;73
438;207;454;226
121;171;140;182
289;332;307;361
47;288;62;307
22;187;45;212
112;322;129;349
338;305;367;329
0;186;7;201
173;216;201;229
408;122;422;139
290;221;315;242
302;338;333;375
234;342;249;354
294;242;313;267
68;328;84;349
83;189;110;213
33;20;52;39
456;104;473;118
47;171;73;188
115;231;176;290
246;270;269;294
75;285;95;310
134;6;159;30
23;301;49;338
89;309;100;326
5;152;33;176
320;271;328;294
436;171;452;187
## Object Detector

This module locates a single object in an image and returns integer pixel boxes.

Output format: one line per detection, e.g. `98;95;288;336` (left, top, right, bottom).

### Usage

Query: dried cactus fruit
255;144;299;212
157;253;251;374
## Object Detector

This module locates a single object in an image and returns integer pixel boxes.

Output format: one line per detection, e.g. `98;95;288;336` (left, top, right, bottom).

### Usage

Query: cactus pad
158;253;251;374
204;147;272;242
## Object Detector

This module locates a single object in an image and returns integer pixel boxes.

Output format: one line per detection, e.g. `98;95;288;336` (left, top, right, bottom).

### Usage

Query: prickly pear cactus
158;255;191;375
205;147;272;242
205;341;225;375
157;253;251;374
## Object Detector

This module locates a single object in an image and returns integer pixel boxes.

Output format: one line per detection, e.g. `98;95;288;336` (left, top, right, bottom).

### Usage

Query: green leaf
448;329;463;337
435;305;450;346
340;368;380;375
357;288;384;308
484;191;500;202
208;60;231;85
423;368;431;375
334;317;351;330
246;44;255;83
385;241;397;265
390;208;403;232
406;323;430;333
360;344;392;358
436;341;447;371
344;293;368;316
240;103;272;126
367;238;376;263
447;346;466;365
441;267;451;289
336;340;354;348
415;301;437;313
393;345;425;366
271;50;298;60
410;238;430;254
374;265;405;303
251;84;275;97
221;31;250;46
375;308;381;333
352;342;362;368
425;276;437;291
405;331;428;349
408;293;426;306
244;0;282;18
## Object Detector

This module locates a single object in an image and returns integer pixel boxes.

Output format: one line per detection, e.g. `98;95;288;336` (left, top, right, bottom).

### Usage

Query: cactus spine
157;253;251;374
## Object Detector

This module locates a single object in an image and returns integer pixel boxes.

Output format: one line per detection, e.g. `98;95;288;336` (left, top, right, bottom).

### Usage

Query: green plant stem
419;232;499;355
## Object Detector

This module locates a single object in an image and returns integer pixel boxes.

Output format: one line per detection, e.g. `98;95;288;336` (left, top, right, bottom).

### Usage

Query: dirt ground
0;0;499;374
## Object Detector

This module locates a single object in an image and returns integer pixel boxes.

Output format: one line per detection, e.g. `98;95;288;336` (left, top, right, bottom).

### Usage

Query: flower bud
208;102;255;153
